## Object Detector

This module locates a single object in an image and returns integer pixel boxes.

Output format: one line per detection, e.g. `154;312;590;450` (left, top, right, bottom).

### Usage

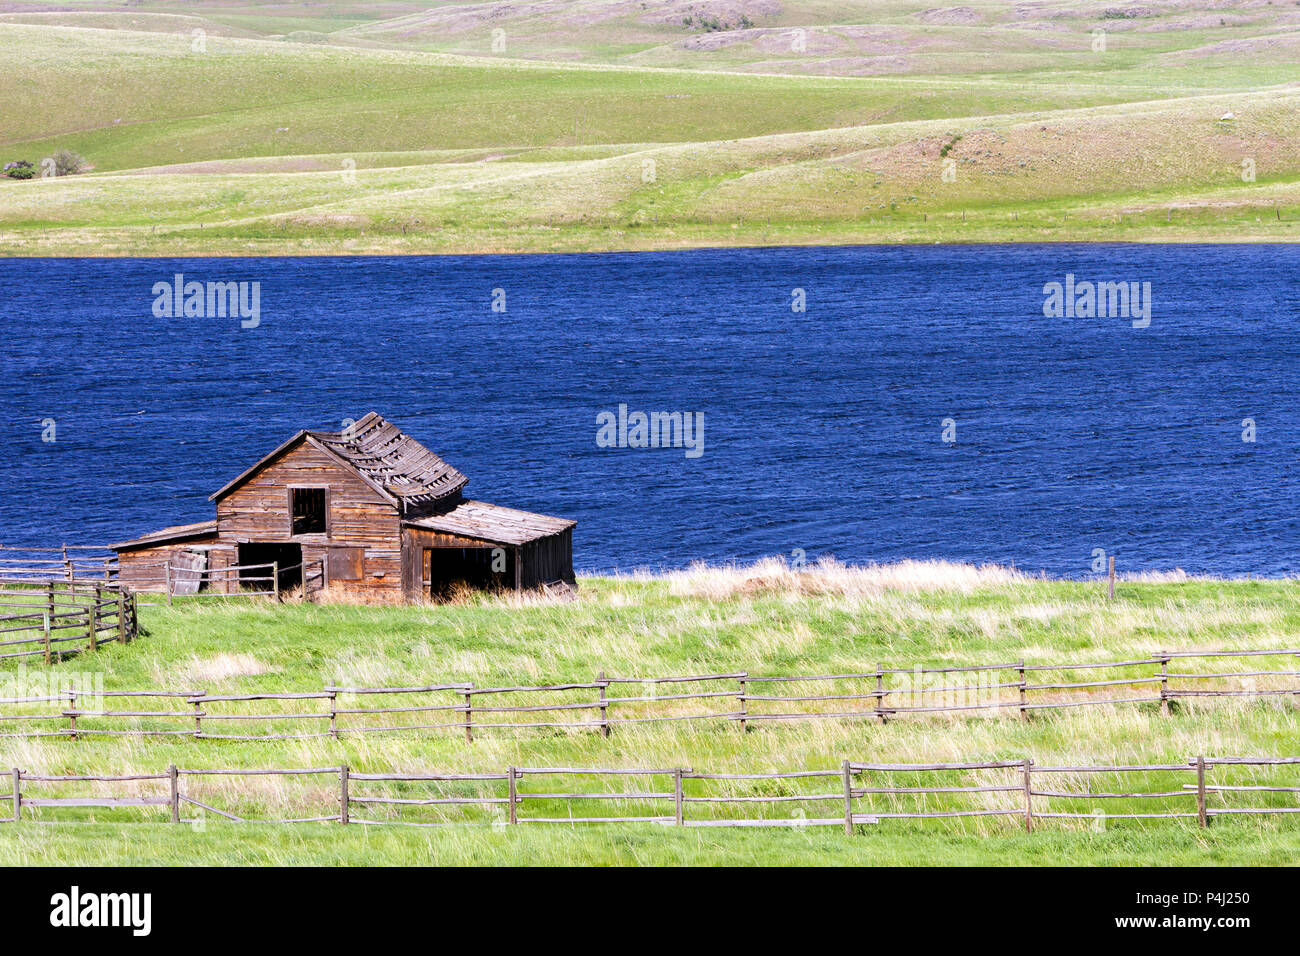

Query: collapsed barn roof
210;411;469;508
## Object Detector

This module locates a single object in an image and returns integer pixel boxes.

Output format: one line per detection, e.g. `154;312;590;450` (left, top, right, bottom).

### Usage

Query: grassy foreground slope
0;2;1298;254
0;564;1298;865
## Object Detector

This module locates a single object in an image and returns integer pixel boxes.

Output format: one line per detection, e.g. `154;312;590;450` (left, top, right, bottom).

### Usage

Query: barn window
291;487;327;535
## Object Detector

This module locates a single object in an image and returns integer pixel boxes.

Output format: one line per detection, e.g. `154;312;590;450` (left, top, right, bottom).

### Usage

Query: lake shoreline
2;231;1296;260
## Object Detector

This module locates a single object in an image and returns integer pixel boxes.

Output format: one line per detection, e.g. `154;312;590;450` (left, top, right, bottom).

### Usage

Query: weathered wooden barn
110;413;575;602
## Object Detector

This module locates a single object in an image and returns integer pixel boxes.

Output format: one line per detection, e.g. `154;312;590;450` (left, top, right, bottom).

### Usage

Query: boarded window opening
328;547;363;581
291;487;327;535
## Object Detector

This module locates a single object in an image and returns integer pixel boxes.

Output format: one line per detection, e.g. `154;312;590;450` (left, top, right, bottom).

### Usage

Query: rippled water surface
1;245;1296;576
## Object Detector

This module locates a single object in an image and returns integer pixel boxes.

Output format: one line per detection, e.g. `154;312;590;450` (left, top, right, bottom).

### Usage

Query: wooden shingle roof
404;500;575;546
110;520;219;552
210;412;468;507
309;412;469;507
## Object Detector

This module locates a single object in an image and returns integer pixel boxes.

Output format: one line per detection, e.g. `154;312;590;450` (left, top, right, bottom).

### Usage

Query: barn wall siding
400;526;575;600
402;527;498;600
520;528;575;588
216;442;403;597
116;538;220;591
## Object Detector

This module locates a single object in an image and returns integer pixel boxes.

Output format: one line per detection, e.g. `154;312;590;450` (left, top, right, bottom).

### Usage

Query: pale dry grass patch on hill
169;652;269;686
666;556;1025;600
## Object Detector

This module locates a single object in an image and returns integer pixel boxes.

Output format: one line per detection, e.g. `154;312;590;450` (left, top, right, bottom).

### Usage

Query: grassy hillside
0;3;1296;254
1;564;1298;865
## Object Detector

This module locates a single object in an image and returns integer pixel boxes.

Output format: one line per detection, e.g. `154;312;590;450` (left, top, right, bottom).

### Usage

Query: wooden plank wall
117;539;219;591
521;528;574;588
402;527;498;600
402;527;574;599
217;442;402;598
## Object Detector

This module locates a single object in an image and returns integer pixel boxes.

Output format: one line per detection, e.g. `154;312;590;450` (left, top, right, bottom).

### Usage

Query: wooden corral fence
3;755;1297;830
163;559;326;603
0;580;138;664
0;647;1294;741
0;546;118;583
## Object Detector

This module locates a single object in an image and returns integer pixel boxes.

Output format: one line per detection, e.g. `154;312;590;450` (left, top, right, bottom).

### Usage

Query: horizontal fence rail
0;580;138;664
0;546;118;584
4;755;1297;830
1;647;1296;741
163;559;326;603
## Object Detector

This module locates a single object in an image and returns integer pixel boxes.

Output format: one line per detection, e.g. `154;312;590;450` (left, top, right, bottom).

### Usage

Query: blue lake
0;245;1296;577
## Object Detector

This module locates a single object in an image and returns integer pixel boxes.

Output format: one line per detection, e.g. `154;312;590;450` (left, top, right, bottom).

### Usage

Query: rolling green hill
0;4;1297;253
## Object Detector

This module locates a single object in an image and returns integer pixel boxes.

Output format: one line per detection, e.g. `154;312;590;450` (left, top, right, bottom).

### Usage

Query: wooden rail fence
3;755;1297;829
0;546;118;583
0;647;1295;740
163;559;326;603
0;580;138;663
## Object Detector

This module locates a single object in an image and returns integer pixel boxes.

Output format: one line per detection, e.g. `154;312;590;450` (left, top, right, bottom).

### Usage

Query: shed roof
404;499;575;547
110;520;219;552
210;412;469;507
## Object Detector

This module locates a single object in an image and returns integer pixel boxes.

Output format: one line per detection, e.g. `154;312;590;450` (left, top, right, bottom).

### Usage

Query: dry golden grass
168;652;269;686
664;556;1025;599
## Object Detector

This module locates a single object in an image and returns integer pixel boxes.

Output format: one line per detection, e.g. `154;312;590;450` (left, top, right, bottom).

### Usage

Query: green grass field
0;1;1297;254
1;563;1298;865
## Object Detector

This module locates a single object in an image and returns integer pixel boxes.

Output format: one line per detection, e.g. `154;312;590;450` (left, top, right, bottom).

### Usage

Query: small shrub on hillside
4;160;34;180
51;149;88;176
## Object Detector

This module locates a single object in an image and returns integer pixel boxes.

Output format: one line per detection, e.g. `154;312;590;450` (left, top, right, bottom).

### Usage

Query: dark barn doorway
428;546;513;600
237;543;302;593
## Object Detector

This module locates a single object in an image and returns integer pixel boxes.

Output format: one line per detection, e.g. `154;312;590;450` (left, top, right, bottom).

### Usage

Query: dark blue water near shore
0;245;1296;577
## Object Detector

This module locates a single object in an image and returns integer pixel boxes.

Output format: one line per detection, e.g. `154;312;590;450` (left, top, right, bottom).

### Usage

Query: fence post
1196;756;1208;828
507;767;518;824
842;759;854;835
1107;555;1115;601
192;694;203;738
875;668;887;724
117;589;128;645
11;768;18;822
1159;652;1170;717
1022;759;1033;833
272;562;280;603
169;764;179;823
597;671;609;738
329;681;339;739
67;683;76;741
45;582;54;663
339;764;349;824
464;685;473;743
1017;660;1027;720
165;562;173;607
42;609;50;665
88;590;98;652
674;768;684;826
62;544;71;582
737;672;748;733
